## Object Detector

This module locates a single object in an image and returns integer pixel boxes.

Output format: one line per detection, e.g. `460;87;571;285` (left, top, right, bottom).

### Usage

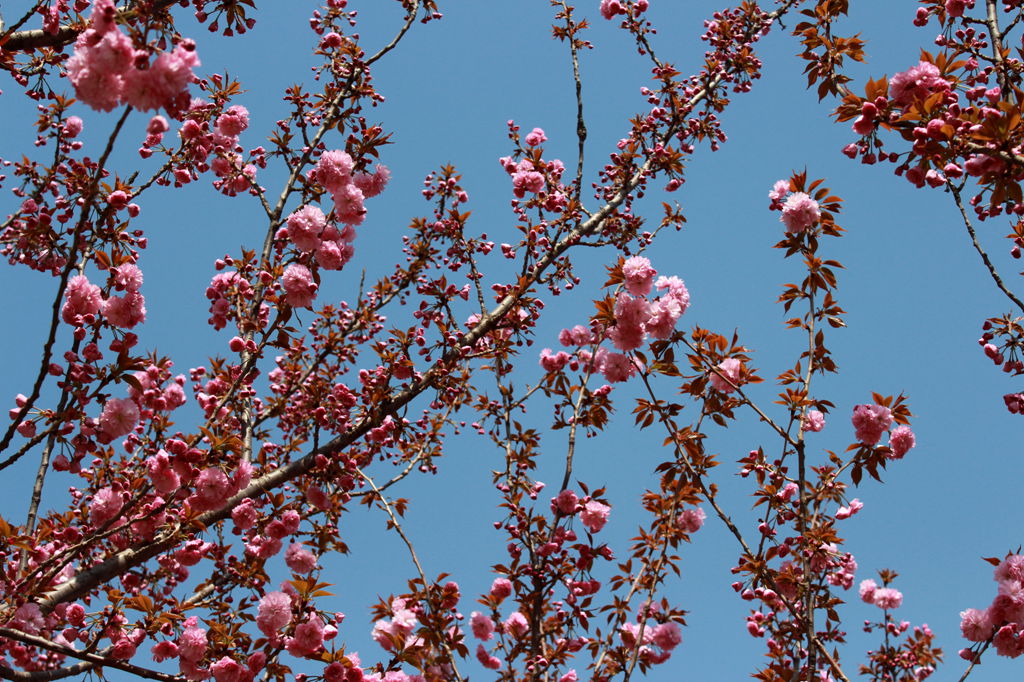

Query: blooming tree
1;1;1023;681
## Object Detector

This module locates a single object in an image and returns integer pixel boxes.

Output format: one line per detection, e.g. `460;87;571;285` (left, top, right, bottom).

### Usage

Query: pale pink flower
102;292;147;328
190;468;232;511
209;657;246;682
996;555;1024;584
888;426;916;458
889;61;950;107
178;624;208;663
852;404;893;445
316;150;354;194
993;623;1024;658
559;671;578;682
960;607;996;642
491;578;513;601
512;169;545;198
859;579;878;603
652;622;682;650
231;498;258;530
676;507;705;533
151;640;179;662
352;164;390;199
471;611;495;641
559;325;593;346
780;192;821;233
600;0;625;20
610;293;648;351
286;205;327;252
709;358;742;393
285;543;318;574
256;591;292;636
286;614;325;657
333;182;366;225
122;43;201;112
112;263;143;292
835;498;863;520
99;397;139;439
580;500;610;533
476;644;502;669
599;351;637;383
62;275;103;325
768;179;789;206
622;256;657;296
281;264;318;308
90;486;122;526
524;128;547;146
802;409;825;432
873;587;903;610
504;611;529;638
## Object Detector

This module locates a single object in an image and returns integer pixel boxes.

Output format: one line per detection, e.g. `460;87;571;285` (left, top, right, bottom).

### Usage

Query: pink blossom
512;169;545;198
600;0;626;20
992;580;1024;623
286;615;325;657
873;587;903;610
539;348;571;372
122;43;201;112
504;611;529;638
231;498;258;530
112;263;144;292
190;468;232;511
852;404;893;445
282;264;318;308
835;498;863;520
622;256;657;296
102;292;147;328
99;397;139;439
151;640;179;662
676;507;705;533
491;578;513;601
652;622;682;650
524;127;547;146
559;325;593;346
610;293;649;351
216;105;250;137
210;657;247;682
256;591;293;636
859;579;878;603
960;607;996;642
62;275;103;325
333;182;366;225
780;192;821;233
993;623;1024;658
90;486;123;526
178;624;208;663
476;644;502;669
553;489;579;515
352;164;390;199
66;26;134;111
768;179;789;207
63;116;84;138
888;425;916;458
802;409;825;432
889;61;950;107
471;611;495;640
316;150;354;194
286;205;328;252
559;671;578;682
996;555;1024;584
709;358;742;393
285;543;318;574
580;500;610;533
599;351;638;383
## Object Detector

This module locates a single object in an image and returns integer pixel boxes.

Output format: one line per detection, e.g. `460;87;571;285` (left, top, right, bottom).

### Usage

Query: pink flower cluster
62;270;146;330
959;555;1024;658
619;618;682;665
768;180;821;233
313;150;389;226
889;61;951;108
66;0;199;113
860;579;903;610
851;404;916;457
371;598;418;652
708;357;743;393
599;0;648;20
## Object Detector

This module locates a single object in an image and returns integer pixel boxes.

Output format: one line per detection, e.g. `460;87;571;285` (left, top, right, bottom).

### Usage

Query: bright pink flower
600;0;625;20
317;150;354;194
945;0;974;18
112;263;144;292
102;292;147;328
609;294;648;351
852;404;893;445
559;671;578;682
286;205;327;252
652;622;682;651
872;587;903;610
835;498;863;520
491;578;513;601
512;169;545;198
504;611;529;638
622;256;656;296
559;324;593;346
553;489;579;515
888;425;916;458
333;182;366;225
216;105;250;137
99;397;139;439
63;116;84;137
210;656;247;682
122;43;201;112
286;614;325;657
231;498;258;530
66;26;134;111
282;264;318;308
539;348;570;372
151;640;179;662
580;500;610;533
889;61;950;107
993;623;1024;658
285;543;318;574
256;591;292;636
471;611;495;640
599;351;637;383
780;192;821;233
802;409;825;432
996;555;1024;584
960;607;996;642
62;275;103;325
676;507;705;533
709;358;742;393
352;164;390;199
191;468;232;511
524;127;547;146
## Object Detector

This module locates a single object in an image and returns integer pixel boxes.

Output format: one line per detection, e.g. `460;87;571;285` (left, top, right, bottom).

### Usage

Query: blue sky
2;1;1022;680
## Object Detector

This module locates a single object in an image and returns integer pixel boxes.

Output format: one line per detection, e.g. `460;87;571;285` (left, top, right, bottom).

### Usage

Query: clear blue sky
1;1;1021;680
